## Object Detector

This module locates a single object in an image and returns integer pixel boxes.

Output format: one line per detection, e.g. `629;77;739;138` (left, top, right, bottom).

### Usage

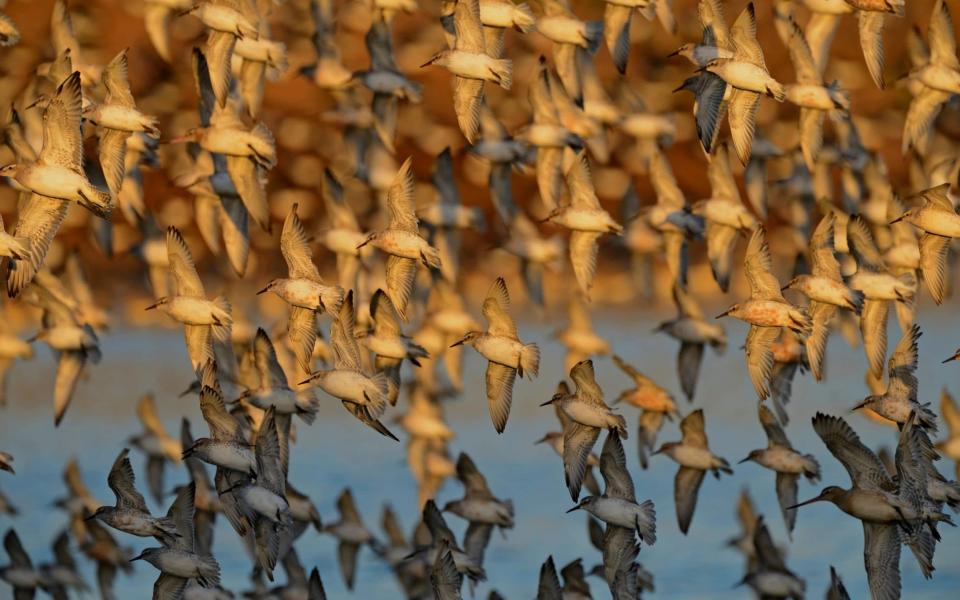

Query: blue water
1;308;958;599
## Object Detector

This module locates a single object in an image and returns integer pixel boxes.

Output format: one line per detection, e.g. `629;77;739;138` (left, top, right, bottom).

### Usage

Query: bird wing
454;76;484;144
102;49;135;107
537;556;563;600
863;523;901;600
205;30;237;107
287;306;318;374
784;16;820;84
385;256;416;322
166;227;205;297
331;292;362;371
902;86;949;155
570;360;605;407
200;385;242;442
694;73;728;155
698;0;730;49
39;71;82;172
674;466;705;534
3;530;31;569
649;147;684;210
566;152;601;210
744;227;783;301
455;453;492;499
463;522;493;568
386;157;418;233
225;156;270;232
98;128;129;198
941;388;960;435
860;299;888;378
254;328;288;388
730;3;764;68
858;11;886;89
453;0;485;53
805;301;834;382
745;325;779;400
366;17;398;72
680;409;708;449
7;194;69;298
486;362;516;434
727;89;760;165
153;573;188;600
137;393;168;442
281;204;321;282
886;324;919;401
677;342;705;401
166;482;196;552
758;403;791;449
929;0;959;70
599;432;635;501
706;222;737;292
482;276;517;339
322;169;359;231
812;412;895;492
54;349;87;428
107;448;149;512
563;421;600;501
255;407;286;497
775;473;798;535
919;233;950;305
569;230;601;296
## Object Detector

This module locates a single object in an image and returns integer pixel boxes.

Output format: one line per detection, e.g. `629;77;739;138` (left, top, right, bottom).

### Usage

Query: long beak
565;505;581;513
785;496;823;510
298;376;314;386
420;55;439;68
144;302;158;311
129;552;145;562
850;401;868;413
667;49;681;58
539;398;555;407
449;338;465;348
944;355;958;364
26;331;41;343
534;435;549;445
256;285;270;295
737;457;752;464
355;238;371;250
888;216;904;224
84;513;97;521
715;308;732;319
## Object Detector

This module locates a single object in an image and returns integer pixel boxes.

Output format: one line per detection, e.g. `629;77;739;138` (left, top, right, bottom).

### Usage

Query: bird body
558;399;625;433
784;275;862;312
578;496;656;533
260;278;342;311
187;441;255;475
706;61;785;100
537;17;599;48
151;296;230;326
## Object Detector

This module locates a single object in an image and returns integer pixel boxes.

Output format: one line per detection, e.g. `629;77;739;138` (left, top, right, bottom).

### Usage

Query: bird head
129;547;160;563
850;395;877;413
85;506;109;521
781;276;804;292
667;44;695;60
737;449;762;464
534;432;560;445
651;441;679;456
787;485;844;510
889;208;917;225
356;232;378;250
566;496;594;513
162;127;202;145
0;163;19;177
420;51;448;68
256;279;278;295
449;331;479;348
715;304;739;319
539;390;567;407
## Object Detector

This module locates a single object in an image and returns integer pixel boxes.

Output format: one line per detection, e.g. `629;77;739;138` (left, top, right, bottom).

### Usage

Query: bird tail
490;58;512;90
8;236;31;262
803;454;821;482
519;343;540;378
196;554;222;587
636;499;657;545
296;394;319;425
765;81;786;102
211;295;234;329
583;21;603;55
614;416;628;439
716;457;733;475
420;246;442;270
80;186;113;219
366;371;390;418
847;289;865;315
512;4;535;33
828;81;851;111
142;116;161;139
918;403;939;432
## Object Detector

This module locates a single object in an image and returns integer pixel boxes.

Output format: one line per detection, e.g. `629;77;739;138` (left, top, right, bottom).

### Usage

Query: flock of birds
0;0;958;598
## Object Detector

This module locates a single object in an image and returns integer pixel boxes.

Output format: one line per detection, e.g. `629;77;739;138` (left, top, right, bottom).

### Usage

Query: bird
452;277;539;433
88;448;180;544
185;0;259;107
0;529;43;599
83;48;160;198
238;328;320;424
359;289;429;405
356;157;442;320
420;500;487;585
301;291;396;440
792;413;951;598
183;382;257;477
781;213;863;381
129;482;222;599
890;183;960;305
431;539;463;600
655;284;726;402
718;226;810;400
554;294;610;375
4;71;112;296
442;453;514;570
902;0;959;155
853;324;937;430
567;431;657;545
938;388;960;478
146;227;232;373
422;0;512;143
541;360;627;501
610;354;678;469
737;515;806;599
738;404;821;536
258;203;344;374
38;530;90;598
128;392;182;505
542;152;622;295
653;409;732;534
323;488;376;591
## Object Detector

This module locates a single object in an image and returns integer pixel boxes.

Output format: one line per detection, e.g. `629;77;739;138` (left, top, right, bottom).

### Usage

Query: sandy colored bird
238;328;320;424
541;360;627;501
185;0;260;106
316;169;369;291
536;0;602;104
146;227;232;373
938;388;960;479
554;294;610;373
890;183;960;305
611;354;678;469
782;214;863;381
536;381;603;498
902;1;960;154
452;277;539;433
655;284;726;402
361;289;429;405
423;0;513;143
718;227;810;400
259;203;344;373
738;404;821;537
301;291;396;440
357;158;442;321
653;409;732;534
128;393;182;506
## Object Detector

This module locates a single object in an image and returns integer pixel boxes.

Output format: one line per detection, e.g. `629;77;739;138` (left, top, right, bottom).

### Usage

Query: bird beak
84;513;97;521
297;376;314;386
256;285;270;295
565;505;581;513
667;48;681;58
144;302;158;311
449;337;466;348
715;308;732;319
888;216;904;224
849;400;868;413
737;457;752;464
539;398;555;407
534;435;548;444
420;54;440;68
785;495;823;510
943;355;958;364
129;551;145;562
